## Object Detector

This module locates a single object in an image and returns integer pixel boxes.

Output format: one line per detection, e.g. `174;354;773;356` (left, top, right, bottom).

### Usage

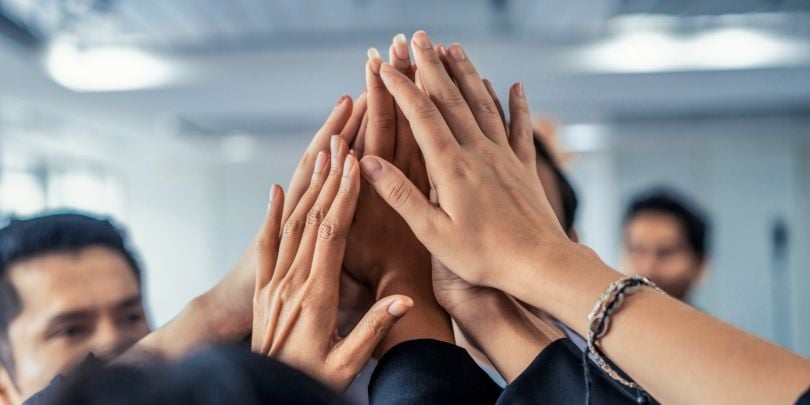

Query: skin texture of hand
359;31;572;292
342;35;453;356
119;95;371;365
251;136;412;392
422;45;564;382
361;31;810;405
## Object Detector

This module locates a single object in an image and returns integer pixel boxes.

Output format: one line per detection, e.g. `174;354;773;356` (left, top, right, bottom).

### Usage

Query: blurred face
622;212;704;299
2;246;148;401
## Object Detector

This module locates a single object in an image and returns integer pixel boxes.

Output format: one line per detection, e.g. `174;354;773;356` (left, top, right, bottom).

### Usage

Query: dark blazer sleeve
497;338;652;405
369;339;503;405
797;386;810;405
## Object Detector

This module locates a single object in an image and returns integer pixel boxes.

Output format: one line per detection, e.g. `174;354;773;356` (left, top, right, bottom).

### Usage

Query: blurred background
0;0;808;355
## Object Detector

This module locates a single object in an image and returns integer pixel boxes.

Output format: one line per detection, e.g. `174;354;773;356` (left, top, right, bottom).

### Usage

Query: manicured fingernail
515;82;525;98
359;157;383;180
342;155;353;178
393;33;409;59
313;151;327;174
387;299;411;317
448;44;466;61
368;48;382;75
267;185;277;208
412;31;432;49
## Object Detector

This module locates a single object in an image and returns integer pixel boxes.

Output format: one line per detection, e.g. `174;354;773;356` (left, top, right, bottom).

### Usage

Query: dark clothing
368;339;502;404
25;339;656;405
370;338;651;405
797;387;810;405
498;339;652;404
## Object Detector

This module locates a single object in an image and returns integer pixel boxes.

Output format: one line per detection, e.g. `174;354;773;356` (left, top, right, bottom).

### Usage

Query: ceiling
0;0;808;146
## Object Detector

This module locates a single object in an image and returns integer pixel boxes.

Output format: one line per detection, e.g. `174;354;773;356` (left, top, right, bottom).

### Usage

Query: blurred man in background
622;189;710;301
0;213;149;405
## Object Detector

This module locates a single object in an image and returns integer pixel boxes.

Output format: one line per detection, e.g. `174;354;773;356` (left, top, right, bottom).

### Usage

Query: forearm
451;290;558;382
123;287;251;361
121;245;257;361
500;242;810;404
374;267;454;357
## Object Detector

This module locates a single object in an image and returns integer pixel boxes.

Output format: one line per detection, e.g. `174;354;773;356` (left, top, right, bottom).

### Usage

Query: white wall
566;117;810;355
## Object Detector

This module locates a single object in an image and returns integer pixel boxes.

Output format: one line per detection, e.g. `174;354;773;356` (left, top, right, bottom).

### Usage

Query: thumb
331;295;413;381
359;155;444;238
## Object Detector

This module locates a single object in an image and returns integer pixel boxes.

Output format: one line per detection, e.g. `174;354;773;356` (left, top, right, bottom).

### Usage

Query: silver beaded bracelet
586;275;665;391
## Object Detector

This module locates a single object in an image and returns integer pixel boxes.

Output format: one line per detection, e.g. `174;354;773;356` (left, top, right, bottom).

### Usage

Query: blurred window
0;165;126;220
0;167;46;215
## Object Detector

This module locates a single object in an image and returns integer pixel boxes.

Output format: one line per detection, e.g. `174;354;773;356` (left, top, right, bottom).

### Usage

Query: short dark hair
0;212;141;378
533;134;578;232
49;346;347;405
623;189;709;259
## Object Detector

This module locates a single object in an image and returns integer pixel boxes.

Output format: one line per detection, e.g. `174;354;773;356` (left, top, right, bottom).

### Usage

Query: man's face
3;246;149;399
622;212;704;299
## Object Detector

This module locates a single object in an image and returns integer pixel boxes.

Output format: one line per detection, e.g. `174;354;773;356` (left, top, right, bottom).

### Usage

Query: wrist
373;267;454;356
194;286;251;342
500;242;622;335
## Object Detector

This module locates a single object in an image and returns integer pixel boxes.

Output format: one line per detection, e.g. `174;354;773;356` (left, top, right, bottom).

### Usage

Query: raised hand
343;34;453;355
358;31;571;292
251;136;412;392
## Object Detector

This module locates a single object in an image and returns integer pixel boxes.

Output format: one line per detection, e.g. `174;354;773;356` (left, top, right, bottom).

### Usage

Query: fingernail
368;48;382;75
359;157;383;180
342;155;353;178
393;33;409;59
313;151;327;174
412;31;432;49
335;95;348;108
387;299;411;317
268;185;277;208
515;82;525;98
448;44;466;61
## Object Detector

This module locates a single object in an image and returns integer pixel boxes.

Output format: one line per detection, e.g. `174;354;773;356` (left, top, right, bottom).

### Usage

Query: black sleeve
497;338;650;405
369;339;502;405
797;386;810;405
22;354;104;405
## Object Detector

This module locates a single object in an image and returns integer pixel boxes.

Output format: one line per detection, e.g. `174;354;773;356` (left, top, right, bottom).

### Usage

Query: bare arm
120;93;368;362
362;31;810;405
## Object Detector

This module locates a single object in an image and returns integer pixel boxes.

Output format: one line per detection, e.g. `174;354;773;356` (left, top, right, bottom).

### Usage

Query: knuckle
435;89;466;109
373;114;396;131
386;178;412;207
306;205;326;227
255;237;270;254
318;219;346;243
307;180;323;193
282;219;303;237
364;312;387;337
477;98;500;116
277;283;296;303
413;100;440;121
